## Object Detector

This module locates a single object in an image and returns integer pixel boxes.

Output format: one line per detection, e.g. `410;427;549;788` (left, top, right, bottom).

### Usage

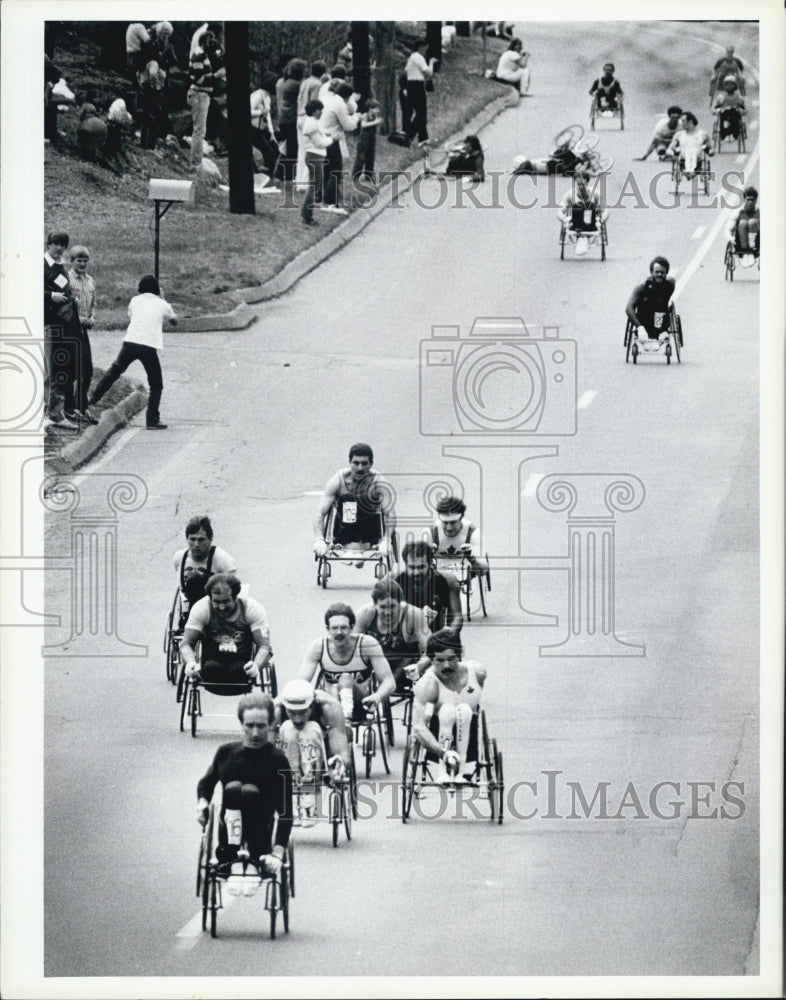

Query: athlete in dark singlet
625;256;676;344
312;443;397;557
298;602;396;722
172;514;237;616
356;579;430;692
392;540;463;634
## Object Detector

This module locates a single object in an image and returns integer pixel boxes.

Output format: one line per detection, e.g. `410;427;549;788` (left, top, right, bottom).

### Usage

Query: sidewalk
45;88;518;477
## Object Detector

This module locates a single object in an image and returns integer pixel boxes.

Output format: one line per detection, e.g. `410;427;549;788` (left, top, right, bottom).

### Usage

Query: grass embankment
45;27;509;328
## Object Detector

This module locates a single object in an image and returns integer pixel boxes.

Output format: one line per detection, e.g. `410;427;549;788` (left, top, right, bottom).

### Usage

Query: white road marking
673;140;760;302
577;390;597;409
691;226;706;240
735;154;746;164
174;895;238;950
302;490;323;496
747;120;758;130
69;427;139;489
521;473;544;497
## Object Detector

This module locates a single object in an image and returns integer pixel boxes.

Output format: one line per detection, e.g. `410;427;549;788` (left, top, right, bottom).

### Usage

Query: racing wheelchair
196;801;293;940
671;149;712;197
177;653;278;737
712;109;747;153
724;238;759;281
314;668;391;779
315;505;395;589
558;196;608;262
709;68;745;106
289;741;359;847
624;302;683;365
435;553;491;621
401;708;504;824
590;92;624;130
163;587;187;684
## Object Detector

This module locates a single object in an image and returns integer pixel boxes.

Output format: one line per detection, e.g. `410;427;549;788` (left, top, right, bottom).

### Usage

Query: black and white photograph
0;1;783;997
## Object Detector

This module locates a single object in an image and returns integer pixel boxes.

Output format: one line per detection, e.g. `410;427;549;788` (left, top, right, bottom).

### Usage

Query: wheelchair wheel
739;121;747;153
179;674;190;730
600;221;607;262
280;862;290;934
267;876;279;940
589;97;597;130
288;841;295;898
493;739;504;825
362;719;376;779
348;745;359;820
553;124;584;150
673;332;681;363
574;133;599;155
260;660;278;698
624;320;635;363
480;711;495;823
330;787;341;847
618;99;624;130
671;158;681;194
166;632;180;685
632;341;638;364
725;242;735;281
476;570;488;618
209;871;219;938
711;116;720;150
175;661;186;704
666;343;672;365
559;223;566;260
190;683;201;737
401;737;417;823
343;782;353;841
316;555;330;589
383;697;395;747
701;161;711;196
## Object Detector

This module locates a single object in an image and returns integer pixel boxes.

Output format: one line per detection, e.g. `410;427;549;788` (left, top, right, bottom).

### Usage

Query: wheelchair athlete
712;76;746;141
512;125;601;177
275;679;351;827
636;106;682;161
429;495;488;577
625;256;676;349
710;45;745;103
197;691;293;896
312;443;396;566
172;514;237;621
356;579;431;693
299;602;396;723
180;573;271;693
589;62;623;114
557;167;609;257
666;111;713;179
411;629;487;785
727;185;759;267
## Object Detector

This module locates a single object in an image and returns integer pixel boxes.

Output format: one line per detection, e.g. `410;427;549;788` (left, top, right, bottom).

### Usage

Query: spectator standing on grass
66;246;97;424
43;231;79;430
276;59;306;184
250;72;282;178
296;61;327;187
320;81;360;215
301;99;332;227
352;99;382;186
44;53;64;144
88;275;176;431
125;22;150;78
187;29;222;168
106;97;134;157
404;39;437;144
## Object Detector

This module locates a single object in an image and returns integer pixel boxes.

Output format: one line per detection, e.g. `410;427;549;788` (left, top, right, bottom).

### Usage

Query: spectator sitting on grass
445;135;485;181
493;38;530;97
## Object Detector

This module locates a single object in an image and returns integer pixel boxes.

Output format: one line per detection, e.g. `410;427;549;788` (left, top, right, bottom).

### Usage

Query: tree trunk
225;22;255;215
373;21;396;133
351;22;371;111
426;21;442;71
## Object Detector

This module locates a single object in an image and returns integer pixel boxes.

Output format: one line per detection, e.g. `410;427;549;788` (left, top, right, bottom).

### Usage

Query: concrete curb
45;386;147;476
48;89;517;476
234;90;518;306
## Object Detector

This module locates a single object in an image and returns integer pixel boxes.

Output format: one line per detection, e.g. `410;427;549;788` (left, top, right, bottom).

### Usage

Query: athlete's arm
319;696;352;768
361;635;396;705
312;472;341;540
625;282;646;327
411;675;445;757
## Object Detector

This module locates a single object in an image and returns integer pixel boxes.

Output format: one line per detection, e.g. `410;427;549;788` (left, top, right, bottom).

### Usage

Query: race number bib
437;558;462;574
583;209;593;226
654;311;665;329
342;501;357;524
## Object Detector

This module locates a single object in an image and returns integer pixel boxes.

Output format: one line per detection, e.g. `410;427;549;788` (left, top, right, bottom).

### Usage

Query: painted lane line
735;154;746;165
521;473;545;497
691;226;706;240
577;390;597;409
673;139;760;302
69;427;139;489
302;490;323;496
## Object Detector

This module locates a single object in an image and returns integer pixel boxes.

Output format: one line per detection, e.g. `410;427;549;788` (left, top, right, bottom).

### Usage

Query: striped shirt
68;270;96;326
189;48;216;92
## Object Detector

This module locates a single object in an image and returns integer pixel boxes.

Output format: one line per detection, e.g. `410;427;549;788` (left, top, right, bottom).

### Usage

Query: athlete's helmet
281;679;315;713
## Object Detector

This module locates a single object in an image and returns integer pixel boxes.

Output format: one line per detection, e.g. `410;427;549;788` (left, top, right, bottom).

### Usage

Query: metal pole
154;200;161;283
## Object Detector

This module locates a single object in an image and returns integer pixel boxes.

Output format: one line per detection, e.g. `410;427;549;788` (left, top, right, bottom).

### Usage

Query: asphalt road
28;18;769;994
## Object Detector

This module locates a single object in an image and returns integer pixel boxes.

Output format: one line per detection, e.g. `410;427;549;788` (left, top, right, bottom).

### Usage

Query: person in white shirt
301;99;333;225
88;274;176;429
249;72;280;178
404;39;436;142
666;111;713;177
494;38;530;96
320;82;360;213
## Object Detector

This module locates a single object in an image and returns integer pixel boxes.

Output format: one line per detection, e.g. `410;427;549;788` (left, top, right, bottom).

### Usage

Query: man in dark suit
44;231;79;430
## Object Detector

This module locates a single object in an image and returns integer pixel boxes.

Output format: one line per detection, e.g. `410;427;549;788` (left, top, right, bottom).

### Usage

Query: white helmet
281;679;315;713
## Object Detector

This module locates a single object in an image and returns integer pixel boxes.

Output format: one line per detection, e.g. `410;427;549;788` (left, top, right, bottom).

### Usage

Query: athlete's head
348;443;374;465
205;573;241;614
238;692;275;747
666;105;682;123
742;185;758;204
681;111;698;129
649;256;670;278
324;602;355;629
426;629;463;675
281;679;315;726
402;540;434;579
603;62;615;75
186;515;213;539
371;579;404;605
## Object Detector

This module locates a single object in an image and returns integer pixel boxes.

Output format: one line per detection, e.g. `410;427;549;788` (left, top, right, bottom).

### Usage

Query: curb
45;386;147;476
48;89;517;476
234;90;518;305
